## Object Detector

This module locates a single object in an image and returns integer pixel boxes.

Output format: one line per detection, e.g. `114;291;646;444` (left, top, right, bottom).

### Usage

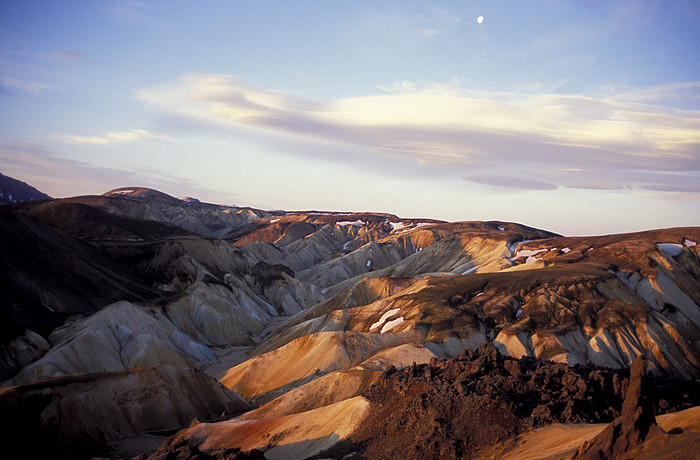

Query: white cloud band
136;74;700;193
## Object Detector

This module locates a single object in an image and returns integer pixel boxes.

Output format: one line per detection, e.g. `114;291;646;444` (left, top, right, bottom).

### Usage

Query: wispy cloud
137;74;700;194
465;175;558;191
0;143;210;199
55;50;85;61
106;0;154;24
342;5;461;56
531;1;654;53
2;78;51;95
59;129;174;145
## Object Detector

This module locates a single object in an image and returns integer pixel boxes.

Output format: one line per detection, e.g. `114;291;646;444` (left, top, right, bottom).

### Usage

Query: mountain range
1;176;698;459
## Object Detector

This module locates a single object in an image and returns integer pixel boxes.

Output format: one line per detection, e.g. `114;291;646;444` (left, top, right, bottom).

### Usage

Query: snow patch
370;308;401;331
657;243;684;257
684;239;697;248
461;266;479;275
342;241;351;250
525;256;541;264
498;226;505;231
269;218;280;223
414;222;436;228
338;219;366;227
380;317;404;334
389;222;409;232
366;260;372;267
516;248;548;259
509;240;532;256
110;189;134;195
561;247;571;254
515;309;523;318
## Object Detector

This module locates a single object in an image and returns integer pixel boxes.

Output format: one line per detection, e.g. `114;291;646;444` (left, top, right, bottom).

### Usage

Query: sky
1;0;699;236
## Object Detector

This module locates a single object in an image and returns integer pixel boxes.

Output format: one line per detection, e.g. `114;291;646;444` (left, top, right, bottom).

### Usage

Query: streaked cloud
532;1;653;53
107;0;154;24
55;50;85;61
59;129;174;146
0;143;208;199
343;5;461;56
465;175;558;191
2;78;51;95
137;74;700;194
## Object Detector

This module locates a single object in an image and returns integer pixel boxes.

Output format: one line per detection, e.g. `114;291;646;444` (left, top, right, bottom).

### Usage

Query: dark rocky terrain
317;344;700;459
0;172;51;205
0;175;698;459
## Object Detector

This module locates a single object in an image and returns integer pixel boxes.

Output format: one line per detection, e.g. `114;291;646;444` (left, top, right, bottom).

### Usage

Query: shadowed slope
0;365;249;459
0;210;159;345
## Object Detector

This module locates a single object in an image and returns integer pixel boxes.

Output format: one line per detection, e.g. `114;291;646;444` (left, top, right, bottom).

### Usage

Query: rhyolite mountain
0;176;698;459
0;172;51;205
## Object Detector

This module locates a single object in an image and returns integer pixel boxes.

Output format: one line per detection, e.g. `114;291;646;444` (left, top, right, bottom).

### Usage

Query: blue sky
1;1;699;235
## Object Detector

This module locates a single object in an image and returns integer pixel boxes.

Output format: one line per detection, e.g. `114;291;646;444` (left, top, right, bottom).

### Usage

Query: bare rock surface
150;396;369;460
569;355;691;460
316;344;700;459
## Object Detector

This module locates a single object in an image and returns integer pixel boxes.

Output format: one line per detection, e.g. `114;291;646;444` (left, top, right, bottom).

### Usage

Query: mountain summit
0;172;51;205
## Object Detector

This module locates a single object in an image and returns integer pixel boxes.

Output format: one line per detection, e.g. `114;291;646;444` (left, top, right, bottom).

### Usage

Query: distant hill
0;173;51;205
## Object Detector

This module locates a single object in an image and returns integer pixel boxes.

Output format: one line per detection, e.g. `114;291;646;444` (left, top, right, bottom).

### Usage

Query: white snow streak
509;240;532;256
370;308;400;331
338;219;366;227
380;317;404;334
516;248;548;258
390;222;409;232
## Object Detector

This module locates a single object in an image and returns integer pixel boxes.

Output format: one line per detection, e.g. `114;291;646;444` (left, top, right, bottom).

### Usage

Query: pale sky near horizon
1;1;699;236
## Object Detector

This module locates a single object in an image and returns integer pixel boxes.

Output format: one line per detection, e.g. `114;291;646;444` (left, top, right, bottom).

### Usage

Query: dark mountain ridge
0;172;51;205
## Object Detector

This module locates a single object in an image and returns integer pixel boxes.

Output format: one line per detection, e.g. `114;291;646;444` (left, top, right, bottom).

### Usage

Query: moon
477;16;484;24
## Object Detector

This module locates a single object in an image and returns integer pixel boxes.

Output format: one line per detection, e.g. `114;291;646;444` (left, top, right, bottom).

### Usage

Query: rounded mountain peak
102;187;177;201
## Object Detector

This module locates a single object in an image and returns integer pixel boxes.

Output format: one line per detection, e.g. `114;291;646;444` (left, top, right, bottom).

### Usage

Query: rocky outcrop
0;329;50;381
318;344;700;459
571;356;664;459
160;345;698;460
